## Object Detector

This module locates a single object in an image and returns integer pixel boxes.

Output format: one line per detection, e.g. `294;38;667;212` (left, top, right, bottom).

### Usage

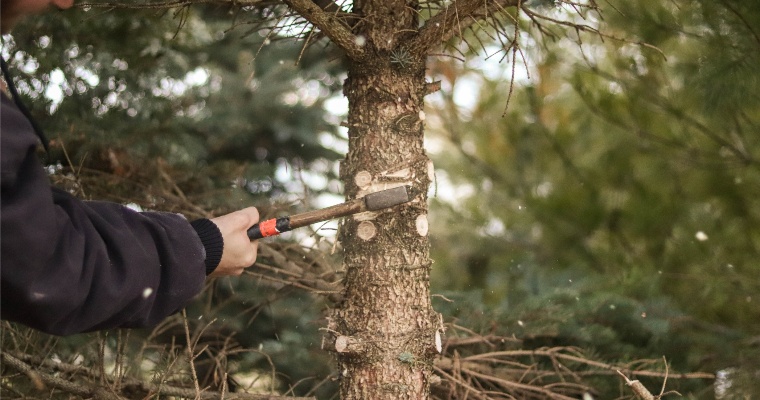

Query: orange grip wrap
259;219;279;237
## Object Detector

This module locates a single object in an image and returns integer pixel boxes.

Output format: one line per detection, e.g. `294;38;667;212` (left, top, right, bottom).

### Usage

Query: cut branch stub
416;214;429;236
335;335;370;355
617;370;655;400
357;221;377;240
434;329;443;354
354;171;373;189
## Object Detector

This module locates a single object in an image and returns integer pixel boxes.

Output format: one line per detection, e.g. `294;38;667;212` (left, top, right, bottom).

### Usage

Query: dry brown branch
181;309;203;397
281;0;365;59
433;366;505;400
1;352;125;400
250;243;343;299
616;357;683;400
458;348;714;380
432;328;714;400
617;370;655;400
1;351;316;400
51;165;215;219
463;366;582;399
502;0;522;116
77;0;267;9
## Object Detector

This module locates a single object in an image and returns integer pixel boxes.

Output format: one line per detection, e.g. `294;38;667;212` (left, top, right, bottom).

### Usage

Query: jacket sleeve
1;94;209;336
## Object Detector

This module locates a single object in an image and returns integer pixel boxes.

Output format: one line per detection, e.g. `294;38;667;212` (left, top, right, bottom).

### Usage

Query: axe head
363;186;412;211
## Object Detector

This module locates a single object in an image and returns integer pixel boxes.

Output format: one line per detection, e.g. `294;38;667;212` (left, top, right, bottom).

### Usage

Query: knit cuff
190;218;224;275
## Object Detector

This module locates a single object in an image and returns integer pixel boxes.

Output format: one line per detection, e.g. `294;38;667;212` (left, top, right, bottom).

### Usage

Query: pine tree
4;0;746;398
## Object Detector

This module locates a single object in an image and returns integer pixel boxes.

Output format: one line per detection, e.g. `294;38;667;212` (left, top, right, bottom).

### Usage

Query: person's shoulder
1;90;34;132
1;89;42;173
2;90;15;106
1;90;23;118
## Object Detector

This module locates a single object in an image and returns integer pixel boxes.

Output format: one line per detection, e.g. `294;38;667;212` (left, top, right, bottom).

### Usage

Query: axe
247;185;412;240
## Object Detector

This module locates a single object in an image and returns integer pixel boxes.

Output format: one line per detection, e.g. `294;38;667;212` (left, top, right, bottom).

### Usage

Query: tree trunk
327;1;441;399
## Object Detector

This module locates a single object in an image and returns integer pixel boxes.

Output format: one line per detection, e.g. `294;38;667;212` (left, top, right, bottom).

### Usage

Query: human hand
207;207;260;278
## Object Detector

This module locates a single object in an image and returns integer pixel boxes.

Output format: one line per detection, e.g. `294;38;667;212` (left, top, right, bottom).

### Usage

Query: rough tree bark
285;0;518;398
327;2;440;399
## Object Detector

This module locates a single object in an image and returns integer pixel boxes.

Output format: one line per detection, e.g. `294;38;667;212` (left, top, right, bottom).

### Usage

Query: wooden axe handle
247;186;410;240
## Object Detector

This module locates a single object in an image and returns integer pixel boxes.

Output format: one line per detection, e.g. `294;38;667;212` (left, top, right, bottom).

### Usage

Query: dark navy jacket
1;94;218;335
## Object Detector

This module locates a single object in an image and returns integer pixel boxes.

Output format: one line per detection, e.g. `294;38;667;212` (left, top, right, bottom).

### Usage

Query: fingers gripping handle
247;217;292;240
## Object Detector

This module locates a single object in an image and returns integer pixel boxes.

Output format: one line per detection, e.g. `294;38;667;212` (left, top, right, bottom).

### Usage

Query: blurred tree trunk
325;1;440;399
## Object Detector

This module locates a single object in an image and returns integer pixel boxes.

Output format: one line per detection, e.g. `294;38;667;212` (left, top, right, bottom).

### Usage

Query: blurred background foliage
2;0;759;398
427;0;760;397
3;4;346;215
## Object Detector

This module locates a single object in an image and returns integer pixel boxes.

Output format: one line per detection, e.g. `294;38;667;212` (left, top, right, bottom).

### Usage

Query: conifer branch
281;0;366;60
408;0;520;54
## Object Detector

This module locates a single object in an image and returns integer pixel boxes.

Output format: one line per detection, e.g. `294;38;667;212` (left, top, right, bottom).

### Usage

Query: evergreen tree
3;0;749;398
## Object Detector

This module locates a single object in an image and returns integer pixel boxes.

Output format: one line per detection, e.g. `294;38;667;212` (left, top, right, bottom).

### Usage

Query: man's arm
0;94;254;335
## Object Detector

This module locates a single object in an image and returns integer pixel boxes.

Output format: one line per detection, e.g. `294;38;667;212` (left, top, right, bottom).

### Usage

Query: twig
2;351;317;400
77;0;263;9
1;352;125;400
521;6;667;60
182;309;203;398
410;0;521;54
502;0;522;116
617;370;654;400
460;348;714;380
